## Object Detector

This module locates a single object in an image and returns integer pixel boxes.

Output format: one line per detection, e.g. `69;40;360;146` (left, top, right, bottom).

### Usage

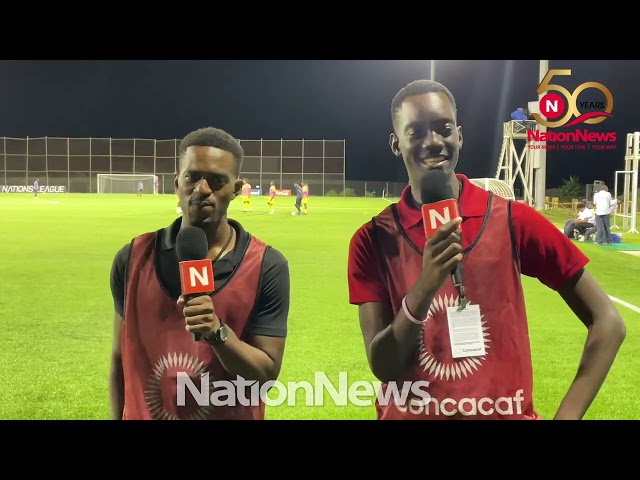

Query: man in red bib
109;127;290;420
347;80;626;420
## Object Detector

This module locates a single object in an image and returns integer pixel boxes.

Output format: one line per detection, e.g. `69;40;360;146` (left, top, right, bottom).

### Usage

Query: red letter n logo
178;259;214;295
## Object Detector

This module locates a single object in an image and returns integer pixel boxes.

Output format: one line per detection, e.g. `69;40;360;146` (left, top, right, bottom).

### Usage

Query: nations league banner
1;185;67;193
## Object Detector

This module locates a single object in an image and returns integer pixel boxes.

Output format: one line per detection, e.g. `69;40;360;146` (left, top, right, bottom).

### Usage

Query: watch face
218;324;229;342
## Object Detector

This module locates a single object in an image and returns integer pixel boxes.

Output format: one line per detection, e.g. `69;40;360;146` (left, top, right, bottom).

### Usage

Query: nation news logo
179;259;214;295
528;69;616;151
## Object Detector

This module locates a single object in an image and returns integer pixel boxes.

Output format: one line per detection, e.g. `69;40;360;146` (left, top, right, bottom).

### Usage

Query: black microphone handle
451;263;463;287
183;291;212;342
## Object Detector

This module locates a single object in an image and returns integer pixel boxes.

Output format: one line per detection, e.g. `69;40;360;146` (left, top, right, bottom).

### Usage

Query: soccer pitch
0;193;638;420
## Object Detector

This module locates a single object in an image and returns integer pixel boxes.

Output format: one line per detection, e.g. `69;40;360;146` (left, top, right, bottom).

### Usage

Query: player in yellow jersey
241;178;252;212
301;181;309;214
267;180;276;214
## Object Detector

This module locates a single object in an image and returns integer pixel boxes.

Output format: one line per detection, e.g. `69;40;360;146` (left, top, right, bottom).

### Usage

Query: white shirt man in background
564;203;596;240
592;185;615;244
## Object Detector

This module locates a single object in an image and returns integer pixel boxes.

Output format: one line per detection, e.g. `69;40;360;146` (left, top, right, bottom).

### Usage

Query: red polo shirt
348;174;590;305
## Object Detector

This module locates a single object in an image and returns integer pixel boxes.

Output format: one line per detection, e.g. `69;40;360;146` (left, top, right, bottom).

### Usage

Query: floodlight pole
534;60;549;211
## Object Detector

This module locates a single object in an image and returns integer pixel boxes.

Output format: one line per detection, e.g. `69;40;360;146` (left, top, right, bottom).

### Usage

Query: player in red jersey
347;80;626;420
109;127;290;420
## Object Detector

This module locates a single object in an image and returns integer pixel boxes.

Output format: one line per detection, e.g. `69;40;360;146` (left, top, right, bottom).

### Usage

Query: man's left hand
177;294;220;338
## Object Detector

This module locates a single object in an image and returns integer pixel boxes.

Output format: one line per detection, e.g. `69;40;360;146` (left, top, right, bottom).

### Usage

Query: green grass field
0;193;638;420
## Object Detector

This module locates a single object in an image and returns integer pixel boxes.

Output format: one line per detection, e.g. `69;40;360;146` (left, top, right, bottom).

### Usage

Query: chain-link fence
2;136;525;200
0;136;350;195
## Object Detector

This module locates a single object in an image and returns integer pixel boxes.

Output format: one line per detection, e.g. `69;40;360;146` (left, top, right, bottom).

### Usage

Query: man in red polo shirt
347;79;626;420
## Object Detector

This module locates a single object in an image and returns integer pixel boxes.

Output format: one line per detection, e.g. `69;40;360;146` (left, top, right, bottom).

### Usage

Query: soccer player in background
33;178;39;198
301;181;309;215
242;178;252;212
175;174;182;214
268;180;276;214
292;182;303;216
137;180;144;197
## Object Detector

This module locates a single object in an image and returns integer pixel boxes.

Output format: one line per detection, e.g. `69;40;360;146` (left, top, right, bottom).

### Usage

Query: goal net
97;174;159;194
469;178;516;200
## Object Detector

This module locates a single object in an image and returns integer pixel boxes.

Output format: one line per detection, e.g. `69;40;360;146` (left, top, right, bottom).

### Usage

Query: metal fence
0;136;350;195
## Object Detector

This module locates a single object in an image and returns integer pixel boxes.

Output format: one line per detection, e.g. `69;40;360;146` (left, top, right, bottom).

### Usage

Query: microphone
419;171;466;305
176;227;214;341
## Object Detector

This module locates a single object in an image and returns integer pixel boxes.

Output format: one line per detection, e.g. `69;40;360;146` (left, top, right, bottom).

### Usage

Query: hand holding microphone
176;227;219;341
420;217;463;295
177;294;220;340
419;171;466;306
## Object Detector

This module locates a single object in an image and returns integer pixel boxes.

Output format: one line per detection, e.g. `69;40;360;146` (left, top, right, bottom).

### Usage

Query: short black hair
178;127;244;176
391;79;458;128
577;203;585;209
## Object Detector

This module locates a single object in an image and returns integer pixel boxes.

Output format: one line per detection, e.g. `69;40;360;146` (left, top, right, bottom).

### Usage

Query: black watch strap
206;324;228;344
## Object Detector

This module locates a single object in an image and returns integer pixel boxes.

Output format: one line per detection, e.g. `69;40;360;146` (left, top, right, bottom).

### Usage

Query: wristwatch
205;324;229;345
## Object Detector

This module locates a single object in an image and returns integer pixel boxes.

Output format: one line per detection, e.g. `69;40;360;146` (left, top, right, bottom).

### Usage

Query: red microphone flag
178;259;214;295
422;199;461;239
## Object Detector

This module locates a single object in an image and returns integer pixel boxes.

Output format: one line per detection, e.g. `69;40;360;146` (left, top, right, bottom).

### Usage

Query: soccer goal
97;174;159;194
469;178;516;201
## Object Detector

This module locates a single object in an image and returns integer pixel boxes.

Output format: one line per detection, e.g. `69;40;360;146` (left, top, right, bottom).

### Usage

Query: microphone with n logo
420;171;461;239
420;170;465;301
176;227;214;341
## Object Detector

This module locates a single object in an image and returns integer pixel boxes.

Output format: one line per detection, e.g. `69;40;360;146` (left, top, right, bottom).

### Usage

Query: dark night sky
1;59;638;189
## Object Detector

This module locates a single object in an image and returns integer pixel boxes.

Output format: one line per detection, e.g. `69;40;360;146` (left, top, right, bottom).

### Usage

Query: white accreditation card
446;304;486;359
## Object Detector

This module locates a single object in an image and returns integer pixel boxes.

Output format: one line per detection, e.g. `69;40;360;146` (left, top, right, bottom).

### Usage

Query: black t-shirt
109;218;289;338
